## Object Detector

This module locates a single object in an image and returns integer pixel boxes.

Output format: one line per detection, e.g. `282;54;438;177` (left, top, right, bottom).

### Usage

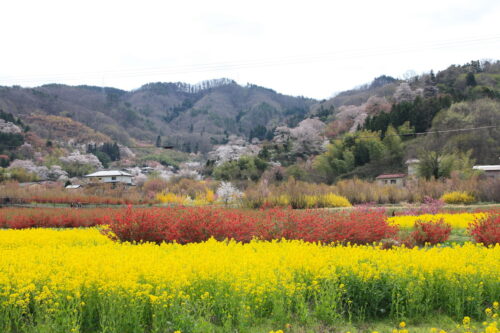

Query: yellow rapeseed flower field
0;228;498;332
387;213;488;229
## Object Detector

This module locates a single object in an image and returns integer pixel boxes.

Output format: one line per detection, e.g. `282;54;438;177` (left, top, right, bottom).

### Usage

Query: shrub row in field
0;207;105;228
0;207;394;244
12;195;147;205
1;207;498;245
102;206;396;244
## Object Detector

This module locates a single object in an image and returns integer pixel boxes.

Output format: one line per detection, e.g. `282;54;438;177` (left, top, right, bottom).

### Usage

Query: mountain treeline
0;79;316;153
0;60;499;186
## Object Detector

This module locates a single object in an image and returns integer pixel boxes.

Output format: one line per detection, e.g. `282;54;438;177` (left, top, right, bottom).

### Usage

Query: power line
352;125;498;139
411;125;497;136
128;146;173;149
0;144;174;149
1;34;499;85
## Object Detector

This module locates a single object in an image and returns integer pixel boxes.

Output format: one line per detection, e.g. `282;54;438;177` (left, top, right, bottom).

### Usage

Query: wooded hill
0;79;316;152
204;60;499;184
0;60;498;175
307;60;500;182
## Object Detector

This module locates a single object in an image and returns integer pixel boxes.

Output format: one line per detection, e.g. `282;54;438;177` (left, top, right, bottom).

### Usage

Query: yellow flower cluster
156;189;216;206
441;191;476;204
388;213;488;229
318;193;352;208
155;191;187;205
265;193;352;208
0;228;498;332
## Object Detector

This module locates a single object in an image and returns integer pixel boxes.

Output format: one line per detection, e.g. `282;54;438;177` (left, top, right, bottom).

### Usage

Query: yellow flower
485;322;498;333
387;212;487;229
440;191;475;204
0;228;498;332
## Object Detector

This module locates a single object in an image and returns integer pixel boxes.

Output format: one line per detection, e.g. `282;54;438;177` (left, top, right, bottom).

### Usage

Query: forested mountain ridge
0;79;316;152
0;60;498;182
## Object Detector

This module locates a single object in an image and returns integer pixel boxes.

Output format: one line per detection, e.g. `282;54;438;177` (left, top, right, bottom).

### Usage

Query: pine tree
112;142;120;161
466;72;477;87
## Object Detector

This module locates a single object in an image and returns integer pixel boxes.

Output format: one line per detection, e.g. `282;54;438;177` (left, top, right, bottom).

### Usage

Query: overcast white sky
0;0;499;99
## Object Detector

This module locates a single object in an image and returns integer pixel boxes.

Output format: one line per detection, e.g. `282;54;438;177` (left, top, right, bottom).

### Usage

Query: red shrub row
0;207;398;245
0;208;107;228
6;206;497;246
100;206;398;245
10;196;151;205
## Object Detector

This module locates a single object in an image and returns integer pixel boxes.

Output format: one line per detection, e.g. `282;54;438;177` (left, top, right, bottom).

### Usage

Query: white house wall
90;176;133;184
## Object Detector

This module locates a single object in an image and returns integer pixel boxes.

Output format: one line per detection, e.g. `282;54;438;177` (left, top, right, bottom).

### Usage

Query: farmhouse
472;165;500;179
375;173;406;186
84;170;133;184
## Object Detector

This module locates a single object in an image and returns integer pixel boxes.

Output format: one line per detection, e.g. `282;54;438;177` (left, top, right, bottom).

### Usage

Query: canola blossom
0;228;499;333
388;213;488;229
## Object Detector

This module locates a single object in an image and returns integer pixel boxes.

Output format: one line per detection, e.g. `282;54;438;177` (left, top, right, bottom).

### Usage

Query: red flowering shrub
102;207;263;244
262;208;397;244
5;195;153;205
468;214;500;245
0;208;105;229
410;219;452;245
101;206;397;245
0;206;398;245
99;206;178;244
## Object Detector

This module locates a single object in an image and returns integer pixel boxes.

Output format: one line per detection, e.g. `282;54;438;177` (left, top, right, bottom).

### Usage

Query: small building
472;165;500;179
375;173;407;186
84;170;133;185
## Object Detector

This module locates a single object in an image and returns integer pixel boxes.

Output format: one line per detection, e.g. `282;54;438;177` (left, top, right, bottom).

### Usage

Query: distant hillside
1;60;498;162
309;60;500;183
0;79;316;152
319;75;400;109
26;114;111;144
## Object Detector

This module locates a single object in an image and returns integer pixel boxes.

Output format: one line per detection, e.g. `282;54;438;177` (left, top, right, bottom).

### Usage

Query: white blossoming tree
216;181;243;204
